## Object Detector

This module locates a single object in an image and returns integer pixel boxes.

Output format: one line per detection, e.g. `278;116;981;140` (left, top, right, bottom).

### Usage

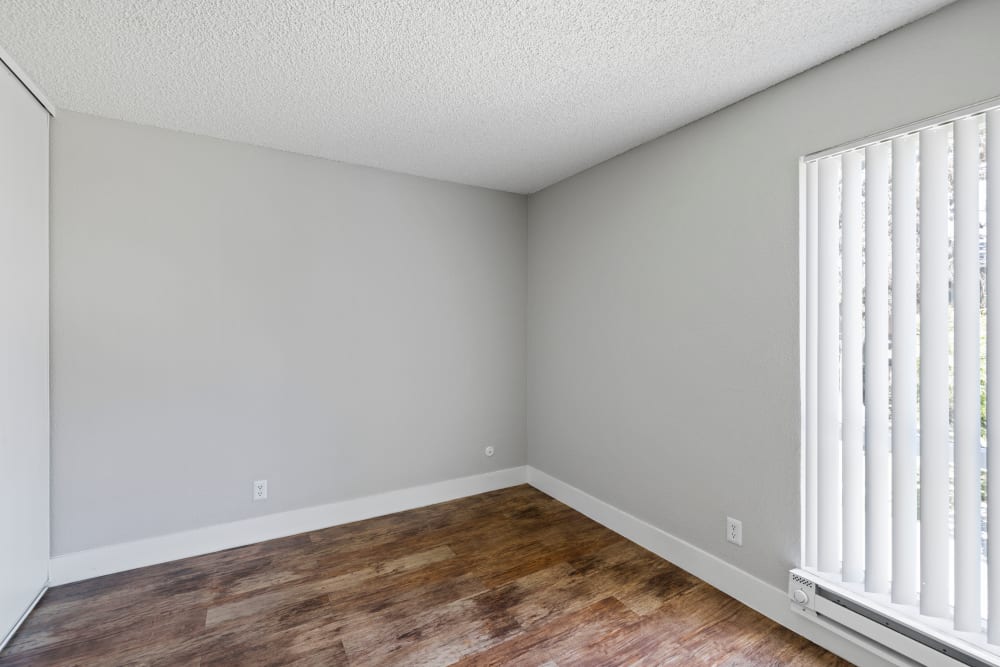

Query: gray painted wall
527;0;1000;590
51;111;527;555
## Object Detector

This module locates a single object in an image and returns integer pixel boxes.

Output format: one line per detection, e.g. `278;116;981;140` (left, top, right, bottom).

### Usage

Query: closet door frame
0;49;52;650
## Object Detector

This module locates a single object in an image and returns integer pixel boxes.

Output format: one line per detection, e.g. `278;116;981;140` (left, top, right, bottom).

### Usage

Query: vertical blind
803;105;1000;644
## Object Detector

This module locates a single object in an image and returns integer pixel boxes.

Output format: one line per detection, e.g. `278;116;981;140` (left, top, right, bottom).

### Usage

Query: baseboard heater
789;569;999;667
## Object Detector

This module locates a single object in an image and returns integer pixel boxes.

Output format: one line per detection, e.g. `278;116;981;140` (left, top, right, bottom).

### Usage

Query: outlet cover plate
727;517;742;546
253;479;268;501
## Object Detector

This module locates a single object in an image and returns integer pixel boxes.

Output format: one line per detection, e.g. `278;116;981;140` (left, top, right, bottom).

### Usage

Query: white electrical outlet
726;517;742;546
253;479;267;501
484;446;495;457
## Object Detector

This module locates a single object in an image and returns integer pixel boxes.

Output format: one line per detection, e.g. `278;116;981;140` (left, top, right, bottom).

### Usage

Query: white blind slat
864;141;891;595
954;115;982;632
817;155;842;575
987;109;1000;644
805;161;819;570
841;149;865;584
918;125;951;619
892;133;919;606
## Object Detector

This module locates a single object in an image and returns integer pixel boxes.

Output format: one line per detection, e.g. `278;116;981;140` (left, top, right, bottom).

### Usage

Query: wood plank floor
1;485;851;666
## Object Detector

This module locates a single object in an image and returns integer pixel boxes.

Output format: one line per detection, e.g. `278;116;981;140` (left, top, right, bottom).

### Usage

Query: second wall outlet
726;517;742;546
253;479;267;501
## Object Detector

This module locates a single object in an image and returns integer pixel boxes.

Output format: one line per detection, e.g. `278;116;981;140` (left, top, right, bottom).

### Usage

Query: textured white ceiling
1;0;952;193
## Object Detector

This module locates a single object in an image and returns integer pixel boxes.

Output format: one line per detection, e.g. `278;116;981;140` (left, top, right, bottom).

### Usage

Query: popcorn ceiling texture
1;0;952;193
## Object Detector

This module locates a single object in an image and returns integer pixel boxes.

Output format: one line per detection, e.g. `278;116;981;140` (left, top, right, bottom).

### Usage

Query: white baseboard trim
50;466;527;586
525;466;900;667
1;585;47;653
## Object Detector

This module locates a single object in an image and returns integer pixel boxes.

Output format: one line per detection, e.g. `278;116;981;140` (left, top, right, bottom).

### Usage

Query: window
801;99;1000;655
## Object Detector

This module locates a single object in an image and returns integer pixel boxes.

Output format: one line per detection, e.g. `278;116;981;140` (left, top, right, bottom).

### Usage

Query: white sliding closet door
0;61;50;645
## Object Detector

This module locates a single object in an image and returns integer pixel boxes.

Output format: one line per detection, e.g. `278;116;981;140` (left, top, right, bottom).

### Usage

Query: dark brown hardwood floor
1;485;851;666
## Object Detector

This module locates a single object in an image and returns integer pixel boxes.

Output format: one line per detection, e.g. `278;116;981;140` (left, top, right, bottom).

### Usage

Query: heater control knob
792;589;809;605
